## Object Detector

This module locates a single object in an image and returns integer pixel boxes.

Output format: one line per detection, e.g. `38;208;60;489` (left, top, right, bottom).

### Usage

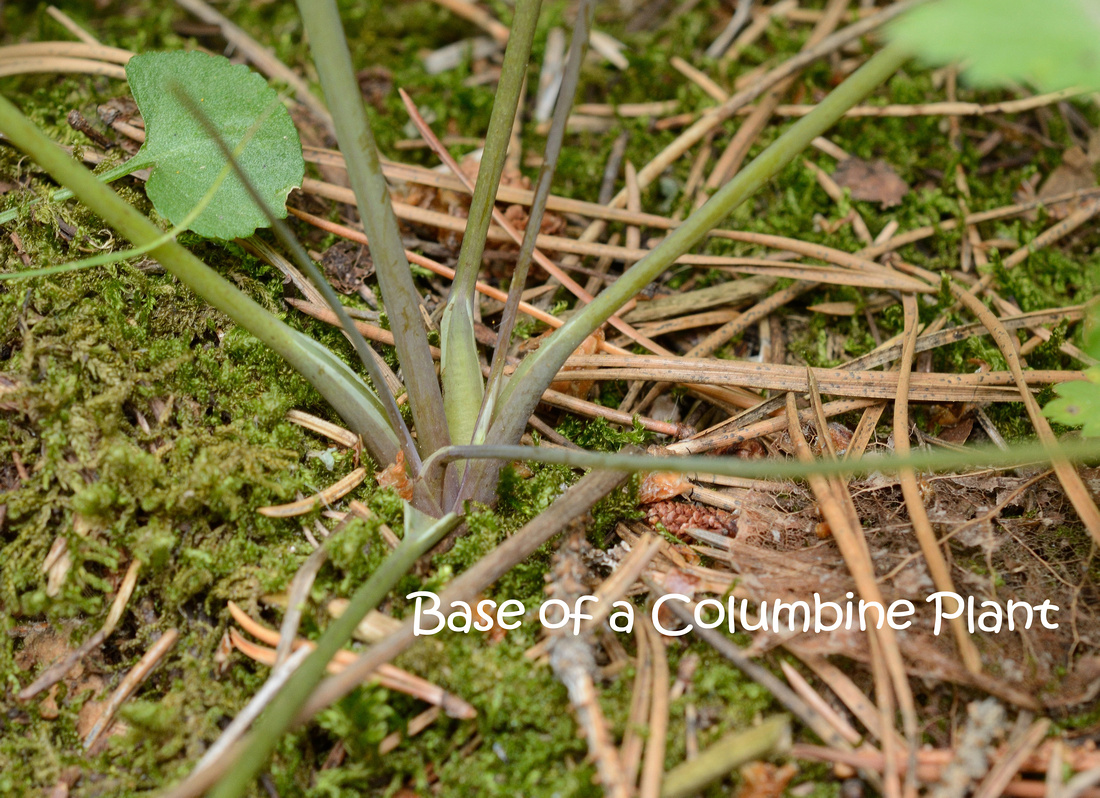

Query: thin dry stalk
972;719;1051;798
893;293;982;673
628;0;920;195
226;625;476;719
721;0;797;63
554;354;1075;403
45;7;101;44
793;744;1100;797
286;409;360;449
528;532;663;662
0;41;132;63
83;628;179;749
702;0;850;201
687;280;817;357
779;660;862;746
545;528;630;798
275;546;328;668
425;0;510;46
942;281;1100;545
638;614;669;798
620;619;652;791
194;646;311;777
0;56;126;79
652;583;855;751
669;55;728;102
668;397;877;456
868;628;904;798
794;653;906;750
256;467;367;518
782;392;919;791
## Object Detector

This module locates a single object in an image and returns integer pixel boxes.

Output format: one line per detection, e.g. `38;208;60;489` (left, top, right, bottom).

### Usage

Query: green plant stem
297;0;451;468
0;93;402;463
439;0;542;449
474;0;592;450
0;154;149;226
171;87;436;511
206;511;460;798
429;435;1100;483
461;42;912;504
660;715;791;798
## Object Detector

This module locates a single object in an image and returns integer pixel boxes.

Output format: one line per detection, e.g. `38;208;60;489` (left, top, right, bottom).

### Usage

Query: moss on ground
1;1;1098;796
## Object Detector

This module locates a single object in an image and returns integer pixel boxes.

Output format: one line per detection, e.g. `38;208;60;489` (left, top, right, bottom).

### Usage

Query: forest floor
1;1;1099;796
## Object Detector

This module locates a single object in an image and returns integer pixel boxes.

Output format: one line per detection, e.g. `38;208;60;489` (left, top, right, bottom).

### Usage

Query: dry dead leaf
735;761;798;798
376;450;414;501
832;157;909;207
938;416;975;445
638;472;693;504
1037;145;1098;219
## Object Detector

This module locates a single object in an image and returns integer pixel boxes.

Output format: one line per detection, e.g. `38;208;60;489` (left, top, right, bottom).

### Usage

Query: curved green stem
0;153;150;227
206;510;461;798
474;0;593;450
297;0;451;470
0;93;401;463
459;42;912;504
433;436;1100;482
440;0;542;448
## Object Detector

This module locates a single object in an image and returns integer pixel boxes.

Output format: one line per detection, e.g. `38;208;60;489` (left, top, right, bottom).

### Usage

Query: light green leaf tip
125;50;304;240
888;0;1100;92
1045;368;1100;437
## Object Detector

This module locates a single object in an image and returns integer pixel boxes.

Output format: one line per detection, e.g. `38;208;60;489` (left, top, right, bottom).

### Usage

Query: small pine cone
646;500;737;540
638;472;693;504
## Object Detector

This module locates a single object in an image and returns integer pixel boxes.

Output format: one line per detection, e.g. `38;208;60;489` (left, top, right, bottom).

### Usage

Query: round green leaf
125;50;304;240
889;0;1100;93
1044;368;1100;437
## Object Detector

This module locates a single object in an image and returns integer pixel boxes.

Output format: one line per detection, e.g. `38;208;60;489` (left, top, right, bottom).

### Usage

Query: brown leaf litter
642;469;1099;711
831;157;910;207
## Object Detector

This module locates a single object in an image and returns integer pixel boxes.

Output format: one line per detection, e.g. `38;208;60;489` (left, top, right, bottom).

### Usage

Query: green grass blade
205;510;461;798
296;0;451;465
439;0;542;447
459;42;911;504
474;0;593;448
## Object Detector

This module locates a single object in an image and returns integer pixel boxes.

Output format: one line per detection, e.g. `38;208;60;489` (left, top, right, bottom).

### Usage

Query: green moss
1;0;1097;794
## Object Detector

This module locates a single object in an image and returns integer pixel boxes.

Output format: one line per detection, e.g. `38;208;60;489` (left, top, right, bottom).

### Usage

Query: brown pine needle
226;604;476;719
892;293;982;674
256;467;367;518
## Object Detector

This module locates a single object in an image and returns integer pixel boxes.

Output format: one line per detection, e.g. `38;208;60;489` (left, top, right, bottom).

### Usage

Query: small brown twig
255;467;367;518
545;527;631;798
84;628;179;750
638;613;669;798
